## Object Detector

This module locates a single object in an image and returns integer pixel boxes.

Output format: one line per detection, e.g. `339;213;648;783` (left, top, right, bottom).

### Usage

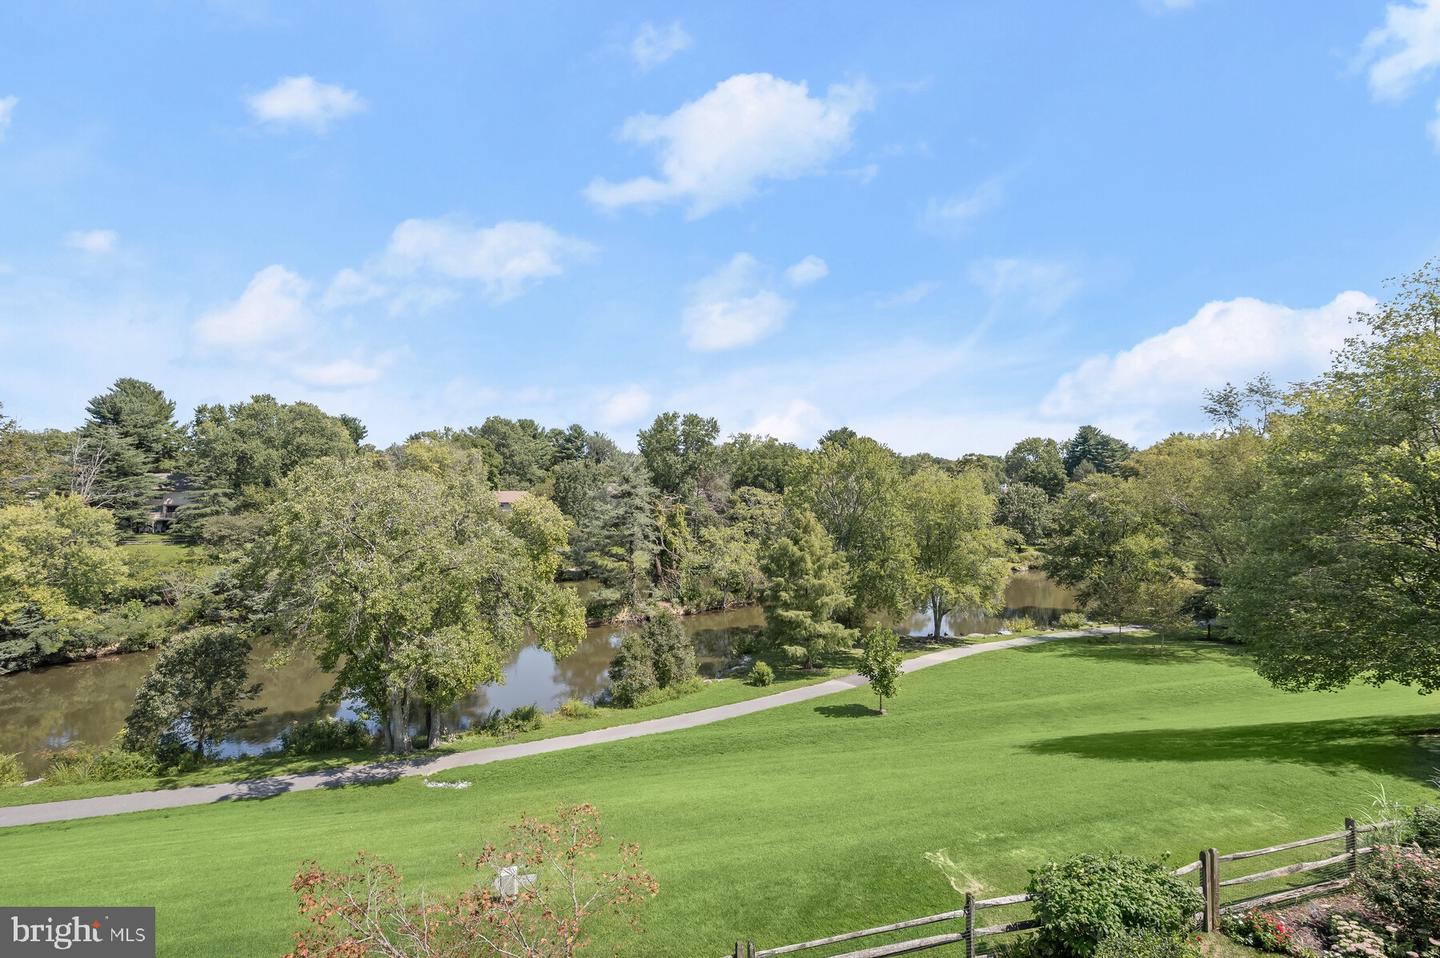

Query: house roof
495;490;528;505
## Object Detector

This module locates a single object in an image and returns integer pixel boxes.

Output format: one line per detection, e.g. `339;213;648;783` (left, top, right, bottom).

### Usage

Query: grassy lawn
2;637;1434;957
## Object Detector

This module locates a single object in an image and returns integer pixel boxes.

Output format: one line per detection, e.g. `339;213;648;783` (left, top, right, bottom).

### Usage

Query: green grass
2;636;1434;958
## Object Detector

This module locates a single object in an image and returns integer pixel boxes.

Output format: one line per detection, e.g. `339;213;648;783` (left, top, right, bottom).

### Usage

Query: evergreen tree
759;509;855;668
84;378;183;471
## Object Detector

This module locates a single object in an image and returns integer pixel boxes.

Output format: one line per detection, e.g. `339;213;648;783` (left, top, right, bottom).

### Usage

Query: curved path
0;629;1104;829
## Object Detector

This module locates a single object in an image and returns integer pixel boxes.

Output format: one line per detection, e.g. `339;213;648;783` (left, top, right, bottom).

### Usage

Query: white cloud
683;253;794;351
0;95;16;141
64;229;118;254
876;281;939;308
293;357;384;387
747;399;823;443
381;217;593;303
600;385;651;425
785;255;829;287
1361;0;1440;100
1041;290;1374;434
246;75;367;132
631;21;692;71
194;265;312;348
586;73;875;218
1431;98;1440;147
924;179;1004;230
320;267;388;311
968;258;1081;316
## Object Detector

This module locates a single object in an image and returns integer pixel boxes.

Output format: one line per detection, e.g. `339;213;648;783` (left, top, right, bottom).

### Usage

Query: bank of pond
0;573;1074;777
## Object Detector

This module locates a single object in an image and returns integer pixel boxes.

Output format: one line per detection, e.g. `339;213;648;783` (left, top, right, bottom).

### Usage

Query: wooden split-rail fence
727;817;1402;958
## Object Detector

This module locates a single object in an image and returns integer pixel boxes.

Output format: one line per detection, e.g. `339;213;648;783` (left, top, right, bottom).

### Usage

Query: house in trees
496;490;528;512
142;473;196;533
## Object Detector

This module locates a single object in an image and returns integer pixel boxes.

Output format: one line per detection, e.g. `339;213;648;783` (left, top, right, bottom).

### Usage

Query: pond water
0;572;1073;776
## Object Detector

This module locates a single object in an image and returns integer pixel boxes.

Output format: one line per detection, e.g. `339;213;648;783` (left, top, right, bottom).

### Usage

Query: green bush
558;698;596;719
1356;844;1440;942
474;705;545;737
1005;615;1036;633
0;752;25;787
40;741;158;786
1058;612;1088;629
630;676;704;709
608;632;659;707
607;610;700;707
1222;911;1310;956
749;661;775;687
1028;852;1202;958
1094;932;1201;958
279;717;373;755
1410;803;1440;852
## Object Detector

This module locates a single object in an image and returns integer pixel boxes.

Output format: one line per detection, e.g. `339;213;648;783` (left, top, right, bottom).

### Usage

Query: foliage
607;610;698;707
124;626;264;758
1226;264;1440;692
906;466;1009;639
279;717;373;755
0;495;127;636
66;424;155;526
0;752;24;787
2;601;172;673
188;394;358;506
1356;844;1440;940
479;415;557;489
678;520;765;612
748;660;774;686
1222;911;1311;956
1093;931;1202;958
1326;915;1389;958
1004;437;1068;498
85;377;184;471
569;455;662;619
475;704;546;737
759;508;855;669
638;411;720;498
857;628;901;713
723;433;802;494
1062;425;1133;478
286;804;657;958
1411;804;1440;853
559;698;597;719
1028;852;1202;958
1058;612;1088;629
1005;615;1035;632
40;740;159;785
789;435;917;619
251;457;584;753
997;481;1055;544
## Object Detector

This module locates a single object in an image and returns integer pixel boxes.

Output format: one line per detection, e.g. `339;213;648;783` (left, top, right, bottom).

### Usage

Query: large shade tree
85;378;184;471
1226;264;1440;691
251;458;585;753
905;467;1009;639
1004;437;1068;498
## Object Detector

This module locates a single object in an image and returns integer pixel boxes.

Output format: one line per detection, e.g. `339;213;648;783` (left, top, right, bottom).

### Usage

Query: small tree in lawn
124;626;264;758
858;627;902;715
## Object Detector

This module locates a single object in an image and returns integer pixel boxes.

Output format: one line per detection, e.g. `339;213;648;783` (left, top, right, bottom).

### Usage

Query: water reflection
0;573;1071;775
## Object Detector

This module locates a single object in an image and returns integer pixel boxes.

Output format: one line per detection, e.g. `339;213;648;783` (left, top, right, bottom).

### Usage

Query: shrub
1222;911;1311;956
1005;615;1035;633
1028;852;1202;958
40;741;158;785
1094;932;1202;958
1356;844;1440;941
1327;915;1387;957
0;752;25;787
749;661;775;687
475;705;545;737
1058;611;1088;629
558;698;596;719
1410;803;1440;853
630;677;704;709
280;717;373;755
608;632;659;707
607;610;699;707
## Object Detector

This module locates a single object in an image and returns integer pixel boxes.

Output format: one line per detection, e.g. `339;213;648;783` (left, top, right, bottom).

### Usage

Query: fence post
734;940;754;958
1345;817;1358;876
964;892;976;958
1200;848;1220;931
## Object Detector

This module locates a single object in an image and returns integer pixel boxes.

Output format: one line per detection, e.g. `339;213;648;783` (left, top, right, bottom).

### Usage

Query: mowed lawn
2;637;1436;957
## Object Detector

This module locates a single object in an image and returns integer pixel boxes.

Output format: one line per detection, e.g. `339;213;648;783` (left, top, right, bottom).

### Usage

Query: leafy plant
1222;911;1313;956
40;741;158;785
1028;852;1202;958
0;751;25;787
1410;803;1440;853
279;717;373;755
1356;844;1440;943
748;661;774;687
1005;615;1035;633
1094;931;1202;958
1058;611;1088;629
1326;915;1387;958
558;698;596;719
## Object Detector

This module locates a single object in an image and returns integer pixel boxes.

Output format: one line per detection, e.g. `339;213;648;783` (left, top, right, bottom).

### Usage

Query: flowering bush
1221;910;1312;956
1357;844;1440;941
1327;915;1387;958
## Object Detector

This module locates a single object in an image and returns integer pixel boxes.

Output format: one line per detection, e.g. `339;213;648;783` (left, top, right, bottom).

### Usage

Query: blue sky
2;1;1439;454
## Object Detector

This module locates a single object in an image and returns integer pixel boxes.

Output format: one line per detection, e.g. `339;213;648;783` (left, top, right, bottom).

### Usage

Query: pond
0;572;1074;776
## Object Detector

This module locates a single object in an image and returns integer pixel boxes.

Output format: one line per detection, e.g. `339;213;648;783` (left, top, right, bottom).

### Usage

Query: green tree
85;378;184;471
905;467;1010;639
479;416;555;489
789;436;917;620
759;509;855;668
722;432;801;494
637;411;720;497
1004;437;1067;498
336;414;369;446
0;495;127;629
123;626;264;758
858;627;902;714
568;455;662;617
1061;425;1132;477
607;609;697;706
996;481;1054;544
252;458;585;753
1226;264;1440;691
67;425;153;527
188;394;358;504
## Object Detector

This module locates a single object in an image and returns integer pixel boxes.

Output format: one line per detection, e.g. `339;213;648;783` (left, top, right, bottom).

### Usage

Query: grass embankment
2;636;1435;957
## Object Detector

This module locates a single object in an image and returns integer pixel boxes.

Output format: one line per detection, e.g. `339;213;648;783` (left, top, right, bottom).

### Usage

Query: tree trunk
387;691;410;755
931;593;945;641
425;704;440;749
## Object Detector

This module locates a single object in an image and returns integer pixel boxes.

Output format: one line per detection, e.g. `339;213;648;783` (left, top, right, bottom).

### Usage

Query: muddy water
0;572;1072;775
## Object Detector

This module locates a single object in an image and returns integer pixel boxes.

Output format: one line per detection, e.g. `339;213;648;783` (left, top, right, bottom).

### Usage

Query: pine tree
759;509;855;669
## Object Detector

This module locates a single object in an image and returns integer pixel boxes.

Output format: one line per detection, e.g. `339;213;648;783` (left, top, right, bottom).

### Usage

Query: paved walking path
0;629;1105;829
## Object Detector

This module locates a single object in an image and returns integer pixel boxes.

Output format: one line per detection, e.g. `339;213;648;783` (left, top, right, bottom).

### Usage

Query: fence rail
728;817;1403;958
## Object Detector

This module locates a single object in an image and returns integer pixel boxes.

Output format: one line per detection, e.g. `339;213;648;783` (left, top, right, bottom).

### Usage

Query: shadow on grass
814;703;879;719
1027;714;1440;779
1015;634;1251;668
